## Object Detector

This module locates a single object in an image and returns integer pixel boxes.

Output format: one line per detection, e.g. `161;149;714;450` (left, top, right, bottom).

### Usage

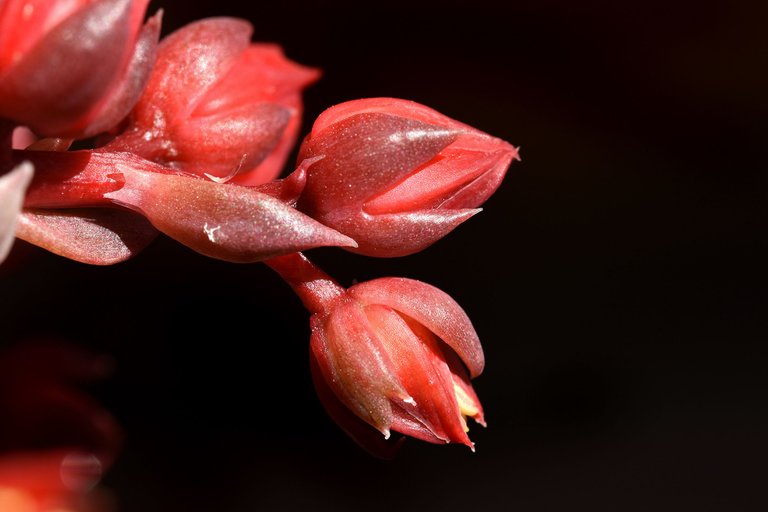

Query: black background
2;0;767;510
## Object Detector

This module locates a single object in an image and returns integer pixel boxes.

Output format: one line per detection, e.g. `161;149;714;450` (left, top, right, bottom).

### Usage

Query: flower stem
266;252;345;315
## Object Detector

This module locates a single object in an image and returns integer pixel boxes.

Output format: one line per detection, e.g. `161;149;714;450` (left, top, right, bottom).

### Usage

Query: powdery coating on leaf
0;161;33;264
16;208;158;265
105;169;357;262
349;277;485;377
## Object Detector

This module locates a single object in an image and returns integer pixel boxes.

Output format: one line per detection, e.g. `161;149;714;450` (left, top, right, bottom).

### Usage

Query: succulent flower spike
268;253;485;456
106;17;319;186
0;161;32;264
15;149;355;263
0;0;161;138
296;97;519;257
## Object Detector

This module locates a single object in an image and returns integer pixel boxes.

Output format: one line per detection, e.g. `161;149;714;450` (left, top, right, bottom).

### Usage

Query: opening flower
267;254;485;457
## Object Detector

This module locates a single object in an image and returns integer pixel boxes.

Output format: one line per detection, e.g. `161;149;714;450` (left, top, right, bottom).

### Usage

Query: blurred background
2;0;767;510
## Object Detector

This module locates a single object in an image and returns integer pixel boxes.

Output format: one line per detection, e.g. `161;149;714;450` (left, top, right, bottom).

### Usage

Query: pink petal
298;112;458;214
311;302;408;435
309;349;404;459
131;17;252;124
16;207;158;265
364;304;472;446
327;208;480;258
173;102;290;177
0;0;87;72
310;97;474;134
350;277;485;377
365;147;515;214
0;0;151;136
194;44;319;117
0;161;33;264
78;9;162;137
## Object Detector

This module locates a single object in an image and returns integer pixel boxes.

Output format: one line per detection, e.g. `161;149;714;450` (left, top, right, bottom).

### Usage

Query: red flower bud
296;97;519;257
268;253;485;454
106;17;319;186
311;277;486;451
0;161;32;264
0;0;161;138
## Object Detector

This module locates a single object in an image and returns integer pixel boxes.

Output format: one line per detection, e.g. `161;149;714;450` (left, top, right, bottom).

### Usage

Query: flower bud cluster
0;1;519;460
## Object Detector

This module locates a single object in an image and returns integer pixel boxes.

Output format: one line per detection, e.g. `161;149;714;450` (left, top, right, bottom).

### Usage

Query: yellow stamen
453;382;480;432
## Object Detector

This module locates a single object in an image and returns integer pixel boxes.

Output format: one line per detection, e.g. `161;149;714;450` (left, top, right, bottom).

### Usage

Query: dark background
2;0;767;510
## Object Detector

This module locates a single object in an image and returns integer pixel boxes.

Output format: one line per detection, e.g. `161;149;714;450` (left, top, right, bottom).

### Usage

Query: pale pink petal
16;208;157;265
0;161;33;264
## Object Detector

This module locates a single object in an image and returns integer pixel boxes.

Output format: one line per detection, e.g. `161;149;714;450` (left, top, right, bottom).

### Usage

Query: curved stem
266;252;345;316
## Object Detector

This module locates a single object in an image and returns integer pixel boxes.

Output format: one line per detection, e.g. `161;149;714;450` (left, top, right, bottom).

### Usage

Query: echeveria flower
268;254;485;456
106;17;319;185
296;97;519;257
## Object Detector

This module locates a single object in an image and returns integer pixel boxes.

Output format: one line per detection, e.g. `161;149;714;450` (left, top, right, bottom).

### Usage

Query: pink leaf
16;207;158;265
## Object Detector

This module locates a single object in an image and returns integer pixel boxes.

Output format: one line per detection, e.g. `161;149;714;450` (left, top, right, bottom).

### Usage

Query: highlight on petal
16;208;158;265
349;277;484;377
0;161;33;264
107;17;319;185
296;97;518;257
298;112;458;214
